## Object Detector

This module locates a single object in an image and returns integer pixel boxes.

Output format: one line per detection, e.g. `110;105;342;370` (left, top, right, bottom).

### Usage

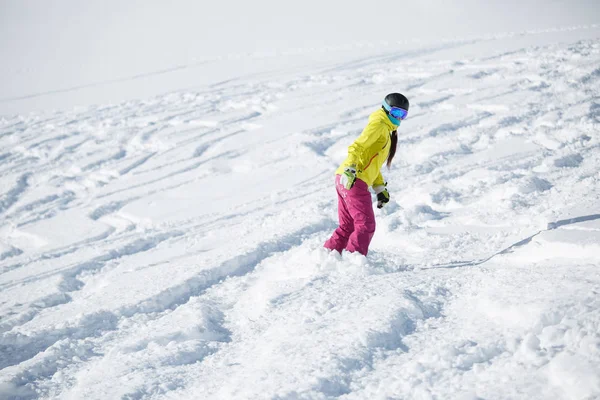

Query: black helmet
384;93;409;111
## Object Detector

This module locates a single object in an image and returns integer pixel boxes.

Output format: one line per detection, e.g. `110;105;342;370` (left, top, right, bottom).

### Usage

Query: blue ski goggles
382;101;409;120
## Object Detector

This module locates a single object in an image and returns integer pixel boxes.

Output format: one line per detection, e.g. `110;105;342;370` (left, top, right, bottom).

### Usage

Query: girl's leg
324;176;354;253
344;180;375;256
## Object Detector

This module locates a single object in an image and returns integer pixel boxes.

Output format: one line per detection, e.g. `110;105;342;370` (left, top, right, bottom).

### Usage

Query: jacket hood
370;108;399;129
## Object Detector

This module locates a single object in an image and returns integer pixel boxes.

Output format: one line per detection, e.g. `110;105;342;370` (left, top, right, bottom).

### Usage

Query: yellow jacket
336;108;398;188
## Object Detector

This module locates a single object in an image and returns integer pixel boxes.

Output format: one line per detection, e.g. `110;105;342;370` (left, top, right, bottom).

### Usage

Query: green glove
340;166;357;190
374;185;390;208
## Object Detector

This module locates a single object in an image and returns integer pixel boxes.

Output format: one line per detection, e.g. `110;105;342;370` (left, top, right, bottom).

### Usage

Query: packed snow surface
0;12;599;400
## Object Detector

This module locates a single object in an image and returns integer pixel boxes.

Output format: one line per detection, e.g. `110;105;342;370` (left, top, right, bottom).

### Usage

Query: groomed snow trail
1;30;599;399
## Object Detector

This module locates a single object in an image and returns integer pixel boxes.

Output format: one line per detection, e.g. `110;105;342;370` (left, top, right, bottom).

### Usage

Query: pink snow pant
324;175;376;256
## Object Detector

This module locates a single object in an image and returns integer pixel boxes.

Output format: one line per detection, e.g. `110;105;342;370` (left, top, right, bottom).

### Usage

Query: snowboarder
324;93;409;256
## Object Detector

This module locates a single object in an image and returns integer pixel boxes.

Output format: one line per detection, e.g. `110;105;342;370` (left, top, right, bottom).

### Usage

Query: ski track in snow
0;31;600;399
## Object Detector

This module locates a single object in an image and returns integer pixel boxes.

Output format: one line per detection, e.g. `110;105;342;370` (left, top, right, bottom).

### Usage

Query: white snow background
0;1;599;399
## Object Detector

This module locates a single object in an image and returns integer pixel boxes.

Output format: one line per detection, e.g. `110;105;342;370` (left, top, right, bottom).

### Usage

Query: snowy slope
1;19;600;400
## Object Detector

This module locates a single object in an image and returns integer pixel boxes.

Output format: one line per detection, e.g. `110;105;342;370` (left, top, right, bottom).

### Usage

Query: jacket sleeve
346;122;386;172
373;171;385;188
